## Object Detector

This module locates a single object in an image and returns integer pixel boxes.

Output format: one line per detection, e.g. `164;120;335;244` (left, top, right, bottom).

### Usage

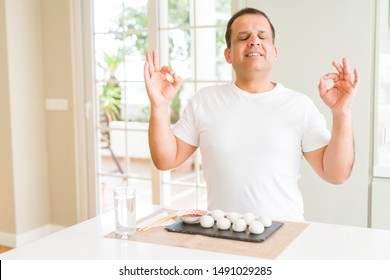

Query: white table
1;204;390;260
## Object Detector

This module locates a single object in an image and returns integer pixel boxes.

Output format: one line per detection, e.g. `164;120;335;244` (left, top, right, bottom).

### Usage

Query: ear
224;48;232;64
274;46;278;59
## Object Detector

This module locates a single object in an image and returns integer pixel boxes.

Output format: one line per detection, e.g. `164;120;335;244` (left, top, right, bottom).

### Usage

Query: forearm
323;113;355;184
149;105;178;170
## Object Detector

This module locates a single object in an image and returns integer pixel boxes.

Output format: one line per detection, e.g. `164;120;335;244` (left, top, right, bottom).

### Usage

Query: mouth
245;52;263;57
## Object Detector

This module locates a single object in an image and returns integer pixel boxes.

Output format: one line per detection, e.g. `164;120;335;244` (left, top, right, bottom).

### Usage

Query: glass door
90;0;232;213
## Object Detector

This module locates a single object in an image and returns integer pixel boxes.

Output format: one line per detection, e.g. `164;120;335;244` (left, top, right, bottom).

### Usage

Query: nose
248;34;261;47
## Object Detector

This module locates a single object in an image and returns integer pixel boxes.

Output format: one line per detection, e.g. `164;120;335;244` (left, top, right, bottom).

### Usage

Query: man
143;8;359;221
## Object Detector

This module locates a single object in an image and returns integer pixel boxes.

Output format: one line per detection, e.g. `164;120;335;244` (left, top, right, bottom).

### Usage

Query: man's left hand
318;57;360;116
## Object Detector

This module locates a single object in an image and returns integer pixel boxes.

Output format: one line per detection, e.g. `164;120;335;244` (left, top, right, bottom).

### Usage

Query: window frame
373;0;390;178
76;0;244;216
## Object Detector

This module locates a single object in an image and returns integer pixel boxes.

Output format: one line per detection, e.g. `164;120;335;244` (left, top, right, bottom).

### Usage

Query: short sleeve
172;97;199;147
301;101;331;153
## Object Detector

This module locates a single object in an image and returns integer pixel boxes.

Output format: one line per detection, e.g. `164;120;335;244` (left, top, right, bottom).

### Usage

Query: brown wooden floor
0;245;13;253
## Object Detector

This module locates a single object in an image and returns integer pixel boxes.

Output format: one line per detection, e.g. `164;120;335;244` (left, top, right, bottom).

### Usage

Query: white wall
0;0;16;235
5;0;51;234
0;0;82;247
247;0;375;226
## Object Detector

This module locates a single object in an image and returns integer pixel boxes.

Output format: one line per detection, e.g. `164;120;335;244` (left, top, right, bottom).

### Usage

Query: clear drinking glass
114;186;136;238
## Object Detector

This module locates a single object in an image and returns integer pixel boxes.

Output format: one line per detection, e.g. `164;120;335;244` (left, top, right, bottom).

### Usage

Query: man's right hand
143;50;195;171
144;49;182;108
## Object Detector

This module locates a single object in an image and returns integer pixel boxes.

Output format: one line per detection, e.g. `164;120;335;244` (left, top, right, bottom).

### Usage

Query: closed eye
237;31;268;41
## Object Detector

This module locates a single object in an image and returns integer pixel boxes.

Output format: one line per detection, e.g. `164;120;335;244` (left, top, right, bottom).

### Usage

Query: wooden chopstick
139;214;177;232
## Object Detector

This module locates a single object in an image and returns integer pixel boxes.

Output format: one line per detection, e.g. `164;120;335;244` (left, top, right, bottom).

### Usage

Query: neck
235;77;275;93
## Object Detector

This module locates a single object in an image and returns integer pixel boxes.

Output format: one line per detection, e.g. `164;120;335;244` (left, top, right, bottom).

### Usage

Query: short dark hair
225;8;275;48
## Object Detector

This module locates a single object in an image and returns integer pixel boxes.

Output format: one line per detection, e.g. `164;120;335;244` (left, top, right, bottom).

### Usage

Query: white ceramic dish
178;209;208;224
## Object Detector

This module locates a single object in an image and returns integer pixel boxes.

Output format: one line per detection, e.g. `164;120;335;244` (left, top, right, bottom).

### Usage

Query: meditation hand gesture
318;57;360;116
144;49;182;108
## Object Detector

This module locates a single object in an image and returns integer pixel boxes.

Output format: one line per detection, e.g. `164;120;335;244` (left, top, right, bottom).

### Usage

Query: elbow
152;161;171;171
324;172;352;185
322;162;354;185
154;165;169;171
151;157;175;171
327;178;348;185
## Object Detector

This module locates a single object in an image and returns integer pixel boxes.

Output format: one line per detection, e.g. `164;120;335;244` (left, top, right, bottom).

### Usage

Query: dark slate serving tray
165;220;283;243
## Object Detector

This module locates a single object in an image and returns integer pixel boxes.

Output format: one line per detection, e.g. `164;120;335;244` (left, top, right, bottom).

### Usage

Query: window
158;0;231;209
92;0;232;213
374;0;390;178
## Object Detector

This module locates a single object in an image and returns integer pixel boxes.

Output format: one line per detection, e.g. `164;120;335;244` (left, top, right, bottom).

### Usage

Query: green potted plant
170;89;181;123
99;51;123;121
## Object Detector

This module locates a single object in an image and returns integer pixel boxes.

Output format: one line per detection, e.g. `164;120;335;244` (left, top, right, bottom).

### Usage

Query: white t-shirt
173;82;330;221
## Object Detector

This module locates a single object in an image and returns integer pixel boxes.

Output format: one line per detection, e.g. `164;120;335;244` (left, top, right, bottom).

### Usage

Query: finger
144;61;150;82
146;51;155;73
352;68;360;89
161;66;175;76
318;76;327;97
332;60;343;77
341;57;352;82
152;49;160;72
322;72;340;82
172;73;182;90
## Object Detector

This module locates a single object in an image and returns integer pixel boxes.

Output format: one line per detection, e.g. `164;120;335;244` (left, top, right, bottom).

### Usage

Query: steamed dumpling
200;215;214;228
249;221;265;234
226;212;241;223
258;216;272;227
211;209;224;221
243;212;256;225
216;217;231;230
232;218;247;232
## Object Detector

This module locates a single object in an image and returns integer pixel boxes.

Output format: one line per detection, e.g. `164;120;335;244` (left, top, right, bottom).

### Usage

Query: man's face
224;14;277;77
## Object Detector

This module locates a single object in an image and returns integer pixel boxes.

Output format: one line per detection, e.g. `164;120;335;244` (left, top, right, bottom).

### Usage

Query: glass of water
114;186;136;238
